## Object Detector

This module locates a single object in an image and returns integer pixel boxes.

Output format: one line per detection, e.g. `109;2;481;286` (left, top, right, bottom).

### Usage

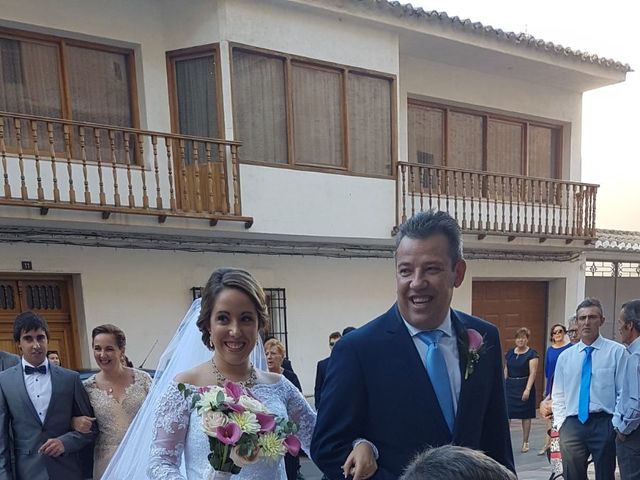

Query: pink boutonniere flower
465;328;487;380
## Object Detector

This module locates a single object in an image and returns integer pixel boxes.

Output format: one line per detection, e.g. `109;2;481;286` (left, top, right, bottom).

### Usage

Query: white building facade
0;0;629;397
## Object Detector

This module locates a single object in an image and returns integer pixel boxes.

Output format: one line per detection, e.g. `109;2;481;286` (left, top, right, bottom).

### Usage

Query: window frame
230;43;397;179
407;98;563;180
165;44;226;142
0;27;140;134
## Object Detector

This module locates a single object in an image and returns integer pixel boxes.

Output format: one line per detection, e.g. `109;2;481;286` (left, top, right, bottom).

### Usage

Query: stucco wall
1;242;584;395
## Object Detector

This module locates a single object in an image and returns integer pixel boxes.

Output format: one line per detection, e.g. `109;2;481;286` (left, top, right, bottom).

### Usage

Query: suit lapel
43;364;61;427
452;311;471;436
452;311;469;380
14;363;43;425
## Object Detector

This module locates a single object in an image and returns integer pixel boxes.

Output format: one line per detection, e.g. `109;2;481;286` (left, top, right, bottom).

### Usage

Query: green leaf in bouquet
216;390;225;404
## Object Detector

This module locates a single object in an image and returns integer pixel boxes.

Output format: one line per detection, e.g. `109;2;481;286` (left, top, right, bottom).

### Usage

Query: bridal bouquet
177;381;301;475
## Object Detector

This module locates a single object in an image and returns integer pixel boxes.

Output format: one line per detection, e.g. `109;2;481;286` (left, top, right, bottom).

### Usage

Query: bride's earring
209;335;214;348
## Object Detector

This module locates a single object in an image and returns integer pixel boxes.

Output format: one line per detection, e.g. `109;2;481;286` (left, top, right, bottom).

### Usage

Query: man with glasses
552;298;627;480
566;316;580;344
314;331;342;409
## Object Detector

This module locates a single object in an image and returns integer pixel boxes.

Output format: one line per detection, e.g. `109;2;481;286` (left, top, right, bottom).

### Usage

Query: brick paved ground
300;416;620;479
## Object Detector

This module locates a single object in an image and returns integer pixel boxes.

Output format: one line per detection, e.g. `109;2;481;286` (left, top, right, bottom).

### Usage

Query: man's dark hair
13;311;50;343
342;327;356;336
621;299;640;332
329;331;342;340
395;210;463;267
576;298;604;317
400;445;516;480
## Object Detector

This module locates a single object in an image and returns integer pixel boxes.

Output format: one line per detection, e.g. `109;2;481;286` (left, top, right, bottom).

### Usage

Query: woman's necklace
211;359;257;388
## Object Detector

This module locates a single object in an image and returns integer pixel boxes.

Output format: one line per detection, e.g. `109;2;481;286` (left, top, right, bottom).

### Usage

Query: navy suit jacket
311;305;514;479
314;357;330;408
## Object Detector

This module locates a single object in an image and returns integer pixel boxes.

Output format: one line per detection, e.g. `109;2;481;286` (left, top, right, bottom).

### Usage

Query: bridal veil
101;298;267;479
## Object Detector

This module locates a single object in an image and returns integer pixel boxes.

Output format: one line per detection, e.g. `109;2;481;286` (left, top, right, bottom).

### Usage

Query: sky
409;0;639;231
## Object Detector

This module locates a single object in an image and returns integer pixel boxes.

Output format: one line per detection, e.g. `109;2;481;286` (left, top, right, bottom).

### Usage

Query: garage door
472;281;547;406
0;276;81;369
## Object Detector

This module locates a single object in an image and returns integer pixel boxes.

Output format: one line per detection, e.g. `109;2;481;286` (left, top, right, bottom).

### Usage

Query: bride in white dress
147;268;316;479
102;268;376;480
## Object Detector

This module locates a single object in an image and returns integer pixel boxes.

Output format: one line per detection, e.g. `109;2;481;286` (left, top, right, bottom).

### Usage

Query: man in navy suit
314;331;342;409
311;210;514;479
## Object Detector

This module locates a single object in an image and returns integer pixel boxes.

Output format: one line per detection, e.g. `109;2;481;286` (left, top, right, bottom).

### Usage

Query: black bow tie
24;365;46;375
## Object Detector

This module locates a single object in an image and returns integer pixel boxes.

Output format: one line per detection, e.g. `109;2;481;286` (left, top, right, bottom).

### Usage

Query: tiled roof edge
359;0;632;73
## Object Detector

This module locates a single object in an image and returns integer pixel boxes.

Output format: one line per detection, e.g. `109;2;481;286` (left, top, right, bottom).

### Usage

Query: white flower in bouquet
197;386;230;412
258;432;287;459
202;410;229;436
229;411;261;435
238;395;267;413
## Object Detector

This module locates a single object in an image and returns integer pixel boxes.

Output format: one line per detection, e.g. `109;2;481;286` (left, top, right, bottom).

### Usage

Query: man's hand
38;438;65;457
343;442;378;480
71;415;95;434
539;398;553;419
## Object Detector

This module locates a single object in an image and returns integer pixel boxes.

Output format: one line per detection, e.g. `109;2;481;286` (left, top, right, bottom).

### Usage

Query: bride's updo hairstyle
197;267;269;350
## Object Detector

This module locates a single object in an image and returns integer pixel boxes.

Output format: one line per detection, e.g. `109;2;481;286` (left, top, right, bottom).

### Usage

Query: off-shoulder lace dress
148;376;316;479
84;368;152;479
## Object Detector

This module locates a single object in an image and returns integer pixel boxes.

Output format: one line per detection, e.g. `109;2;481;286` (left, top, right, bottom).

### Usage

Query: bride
103;267;376;479
149;268;316;479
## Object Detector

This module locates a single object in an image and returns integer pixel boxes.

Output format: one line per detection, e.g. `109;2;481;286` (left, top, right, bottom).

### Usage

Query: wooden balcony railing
0;112;253;227
397;162;598;241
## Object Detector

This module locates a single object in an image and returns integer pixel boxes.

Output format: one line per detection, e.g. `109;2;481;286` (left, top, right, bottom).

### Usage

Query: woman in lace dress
74;324;152;479
147;268;318;479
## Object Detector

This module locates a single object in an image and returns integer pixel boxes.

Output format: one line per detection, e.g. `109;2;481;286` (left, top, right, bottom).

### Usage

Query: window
190;286;289;354
232;46;395;177
168;48;223;164
407;101;561;179
0;29;138;162
264;288;289;354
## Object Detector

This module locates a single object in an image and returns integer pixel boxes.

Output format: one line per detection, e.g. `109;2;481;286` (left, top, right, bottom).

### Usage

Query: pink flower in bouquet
225;382;245;402
467;328;484;352
283;435;301;456
227;402;246;414
255;412;276;433
197;386;211;394
216;423;242;445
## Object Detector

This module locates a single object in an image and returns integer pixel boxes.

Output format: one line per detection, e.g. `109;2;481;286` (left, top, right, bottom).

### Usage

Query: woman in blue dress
539;323;572;455
504;327;539;453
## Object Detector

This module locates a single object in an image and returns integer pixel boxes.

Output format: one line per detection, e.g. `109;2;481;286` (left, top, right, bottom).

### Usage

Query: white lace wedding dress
148;376;316;479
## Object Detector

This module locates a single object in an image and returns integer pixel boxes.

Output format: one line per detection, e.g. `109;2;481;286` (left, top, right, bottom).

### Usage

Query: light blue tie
578;346;594;424
417;330;455;433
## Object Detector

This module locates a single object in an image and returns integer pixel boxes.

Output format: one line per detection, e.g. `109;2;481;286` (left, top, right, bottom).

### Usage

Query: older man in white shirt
613;299;640;480
552;298;627;480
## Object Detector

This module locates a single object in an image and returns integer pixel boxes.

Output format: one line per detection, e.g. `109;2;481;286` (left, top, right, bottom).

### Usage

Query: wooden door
472;281;547;406
0;276;80;369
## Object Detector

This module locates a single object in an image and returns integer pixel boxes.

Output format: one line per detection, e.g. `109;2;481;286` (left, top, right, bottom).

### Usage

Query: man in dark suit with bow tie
311;210;514;479
0;311;97;480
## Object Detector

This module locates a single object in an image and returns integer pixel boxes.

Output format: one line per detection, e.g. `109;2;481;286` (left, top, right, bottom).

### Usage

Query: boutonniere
465;329;487;380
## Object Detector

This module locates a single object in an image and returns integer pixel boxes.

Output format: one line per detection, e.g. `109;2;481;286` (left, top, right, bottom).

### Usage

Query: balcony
0;112;253;227
397;162;598;242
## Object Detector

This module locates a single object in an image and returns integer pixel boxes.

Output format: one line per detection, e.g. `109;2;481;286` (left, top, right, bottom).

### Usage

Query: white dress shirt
552;335;626;430
402;310;462;413
22;357;52;423
613;336;640;435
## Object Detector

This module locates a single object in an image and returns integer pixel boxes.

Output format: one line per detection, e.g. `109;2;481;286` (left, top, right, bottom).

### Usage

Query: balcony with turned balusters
396;162;598;243
0;112;253;228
